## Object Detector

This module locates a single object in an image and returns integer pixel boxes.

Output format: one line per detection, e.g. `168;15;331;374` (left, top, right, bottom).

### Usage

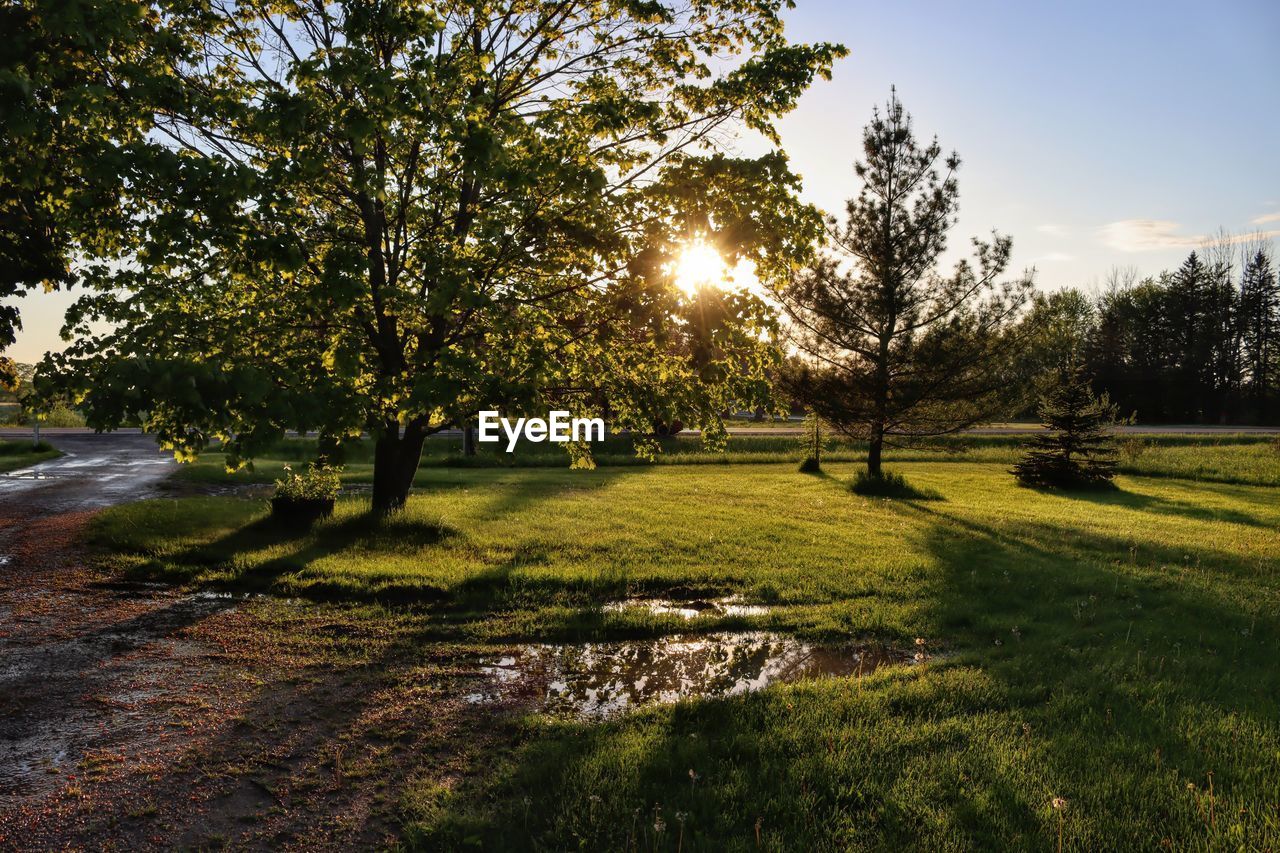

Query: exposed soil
0;436;497;851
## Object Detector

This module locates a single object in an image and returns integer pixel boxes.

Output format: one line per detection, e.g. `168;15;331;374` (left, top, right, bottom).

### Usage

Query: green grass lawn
0;439;60;472
90;459;1280;849
176;431;1280;487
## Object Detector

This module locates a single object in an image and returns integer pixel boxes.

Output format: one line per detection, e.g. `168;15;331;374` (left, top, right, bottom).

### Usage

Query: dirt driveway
0;435;490;851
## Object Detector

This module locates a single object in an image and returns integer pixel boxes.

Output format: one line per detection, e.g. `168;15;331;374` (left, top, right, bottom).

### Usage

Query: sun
671;239;728;295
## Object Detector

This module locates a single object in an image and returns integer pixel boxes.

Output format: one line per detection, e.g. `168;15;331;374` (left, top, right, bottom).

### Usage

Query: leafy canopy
0;0;201;387
42;0;844;471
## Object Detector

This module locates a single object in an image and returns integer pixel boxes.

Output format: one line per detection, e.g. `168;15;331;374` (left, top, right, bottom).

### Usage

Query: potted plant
271;463;341;527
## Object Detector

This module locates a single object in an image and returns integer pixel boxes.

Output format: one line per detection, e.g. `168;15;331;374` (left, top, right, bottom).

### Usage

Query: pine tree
798;410;825;472
1239;249;1279;421
1013;361;1120;489
780;90;1032;481
1166;252;1211;421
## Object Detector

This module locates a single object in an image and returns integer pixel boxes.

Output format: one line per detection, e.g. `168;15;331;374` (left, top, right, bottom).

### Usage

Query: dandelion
675;811;688;853
914;637;926;647
994;638;1003;646
688;768;699;787
1011;626;1022;640
913;652;925;663
1051;797;1068;853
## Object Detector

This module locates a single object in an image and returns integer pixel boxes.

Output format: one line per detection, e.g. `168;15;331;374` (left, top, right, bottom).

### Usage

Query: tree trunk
462;421;477;457
867;423;884;478
371;422;427;514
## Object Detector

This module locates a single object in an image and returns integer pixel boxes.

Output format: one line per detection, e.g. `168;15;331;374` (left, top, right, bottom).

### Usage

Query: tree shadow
133;466;653;613
893;501;1278;847
406;492;1280;849
461;465;636;525
1023;482;1275;528
51;597;512;848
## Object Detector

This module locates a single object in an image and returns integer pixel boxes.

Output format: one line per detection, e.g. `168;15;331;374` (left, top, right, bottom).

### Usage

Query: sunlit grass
96;462;1280;616
172;433;1280;487
0;439;60;472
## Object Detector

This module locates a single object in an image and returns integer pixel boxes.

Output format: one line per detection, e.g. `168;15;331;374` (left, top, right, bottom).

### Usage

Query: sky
7;0;1279;363
768;0;1280;285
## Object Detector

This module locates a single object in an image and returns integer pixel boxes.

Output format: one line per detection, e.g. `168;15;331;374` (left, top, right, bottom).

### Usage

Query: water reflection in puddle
467;632;919;719
602;596;770;619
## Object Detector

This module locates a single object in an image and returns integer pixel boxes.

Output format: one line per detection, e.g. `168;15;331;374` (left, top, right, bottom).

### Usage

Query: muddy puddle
467;631;921;719
602;596;770;619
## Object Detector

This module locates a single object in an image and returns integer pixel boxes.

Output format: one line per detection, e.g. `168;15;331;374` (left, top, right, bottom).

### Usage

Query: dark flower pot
271;496;335;527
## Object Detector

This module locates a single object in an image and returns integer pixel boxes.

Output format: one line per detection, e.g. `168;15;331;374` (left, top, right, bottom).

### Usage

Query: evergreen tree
1013;360;1120;489
1239;248;1279;420
781;90;1032;481
798;410;825;472
1202;243;1244;423
1165;252;1212;421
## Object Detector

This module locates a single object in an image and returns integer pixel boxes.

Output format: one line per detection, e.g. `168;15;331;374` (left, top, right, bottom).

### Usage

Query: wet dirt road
0;435;243;846
0;434;485;851
0;433;174;510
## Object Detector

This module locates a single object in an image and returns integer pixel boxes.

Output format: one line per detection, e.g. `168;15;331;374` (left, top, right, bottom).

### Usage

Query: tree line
1019;243;1279;426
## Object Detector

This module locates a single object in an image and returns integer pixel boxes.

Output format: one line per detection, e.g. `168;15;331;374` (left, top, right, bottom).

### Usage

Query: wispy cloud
1036;224;1068;237
1030;251;1074;263
1099;220;1200;251
1100;219;1280;252
1252;212;1280;225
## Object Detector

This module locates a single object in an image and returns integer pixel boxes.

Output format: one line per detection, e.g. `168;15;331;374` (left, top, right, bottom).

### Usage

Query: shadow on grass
1039;482;1276;528
405;492;1279;851
899;500;1277;848
126;467;653;611
850;469;945;501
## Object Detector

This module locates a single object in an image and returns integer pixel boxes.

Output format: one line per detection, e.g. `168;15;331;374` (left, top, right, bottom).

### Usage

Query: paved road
4;423;1278;448
0;433;174;511
710;423;1280;437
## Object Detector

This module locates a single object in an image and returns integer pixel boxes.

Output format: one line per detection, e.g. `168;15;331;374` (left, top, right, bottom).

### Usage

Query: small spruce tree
1014;361;1120;489
798;410;825;472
